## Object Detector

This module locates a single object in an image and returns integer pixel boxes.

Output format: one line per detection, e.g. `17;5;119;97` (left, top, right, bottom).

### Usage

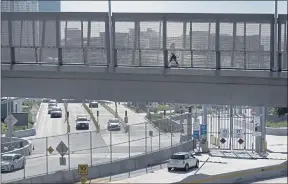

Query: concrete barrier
179;161;287;183
11;103;43;138
266;127;288;136
10;141;194;184
1;137;32;156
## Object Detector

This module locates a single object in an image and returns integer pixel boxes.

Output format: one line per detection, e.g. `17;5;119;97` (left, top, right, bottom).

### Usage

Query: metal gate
207;105;256;151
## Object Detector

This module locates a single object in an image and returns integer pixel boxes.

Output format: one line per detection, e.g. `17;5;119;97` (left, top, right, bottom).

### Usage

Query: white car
48;99;57;104
107;118;121;131
167;152;199;171
48;103;57;114
1;154;26;172
50;107;62;118
75;115;90;130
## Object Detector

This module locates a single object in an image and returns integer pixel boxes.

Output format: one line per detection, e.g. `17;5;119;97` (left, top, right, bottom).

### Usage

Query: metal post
181;21;187;65
170;118;172;147
45;137;48;174
110;128;112;162
180;109;183;144
215;19;220;70
159;124;161;150
229;105;233;150
90;131;93;166
108;0;113;67
145;121;147;154
274;0;278;71
217;109;220;148
150;136;152;152
232;22;236;67
128;125;130;158
68;133;71;170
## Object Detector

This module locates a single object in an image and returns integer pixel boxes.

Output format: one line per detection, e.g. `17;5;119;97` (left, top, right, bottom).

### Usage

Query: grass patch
82;102;100;132
266;121;288;128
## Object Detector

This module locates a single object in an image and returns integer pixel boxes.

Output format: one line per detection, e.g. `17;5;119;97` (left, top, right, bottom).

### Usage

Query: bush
82;102;100;132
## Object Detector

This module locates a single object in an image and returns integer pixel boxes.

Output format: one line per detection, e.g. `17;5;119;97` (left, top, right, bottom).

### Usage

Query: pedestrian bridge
1;12;287;106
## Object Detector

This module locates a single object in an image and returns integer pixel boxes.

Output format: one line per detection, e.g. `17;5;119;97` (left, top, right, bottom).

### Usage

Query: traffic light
188;106;192;113
125;110;127;117
180;109;183;114
97;111;99;117
163;110;166;117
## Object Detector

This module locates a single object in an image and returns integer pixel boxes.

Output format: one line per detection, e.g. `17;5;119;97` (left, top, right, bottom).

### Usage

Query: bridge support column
255;106;266;153
187;107;192;140
201;105;208;153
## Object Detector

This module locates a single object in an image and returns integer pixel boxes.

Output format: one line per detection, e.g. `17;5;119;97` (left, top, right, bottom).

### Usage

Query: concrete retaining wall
266;127;288;136
1;137;32;156
12;103;43;138
10;141;194;184
179;161;287;183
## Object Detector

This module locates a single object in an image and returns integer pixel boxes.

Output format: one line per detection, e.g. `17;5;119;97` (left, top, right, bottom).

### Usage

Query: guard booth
206;105;265;152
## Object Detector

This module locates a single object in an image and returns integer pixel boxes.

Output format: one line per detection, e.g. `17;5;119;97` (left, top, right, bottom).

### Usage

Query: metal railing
1;12;287;71
1;120;189;183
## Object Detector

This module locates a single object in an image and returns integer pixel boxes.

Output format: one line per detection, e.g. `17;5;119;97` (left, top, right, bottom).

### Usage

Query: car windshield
77;118;87;121
52;107;61;111
2;156;13;161
48;103;56;107
109;119;119;123
171;155;186;160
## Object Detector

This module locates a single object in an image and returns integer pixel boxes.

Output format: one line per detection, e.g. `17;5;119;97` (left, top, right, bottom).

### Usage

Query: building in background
38;0;61;12
1;98;23;121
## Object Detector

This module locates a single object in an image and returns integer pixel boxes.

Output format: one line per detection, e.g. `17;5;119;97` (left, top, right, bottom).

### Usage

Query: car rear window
109;119;120;123
77;118;87;121
171;155;186;160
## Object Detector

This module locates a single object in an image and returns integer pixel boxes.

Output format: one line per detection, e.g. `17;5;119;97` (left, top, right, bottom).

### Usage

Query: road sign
80;176;87;184
193;130;200;139
254;117;260;126
253;132;261;136
4;114;18;126
59;157;66;165
78;164;88;175
233;129;244;139
56;141;69;157
220;128;229;138
193;119;200;130
47;146;54;154
200;124;207;135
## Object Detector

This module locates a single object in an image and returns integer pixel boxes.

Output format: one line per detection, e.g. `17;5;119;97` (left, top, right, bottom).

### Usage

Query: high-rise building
38;0;61;12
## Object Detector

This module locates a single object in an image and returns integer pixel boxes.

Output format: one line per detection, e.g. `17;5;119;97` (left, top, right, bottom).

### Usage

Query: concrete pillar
201;105;208;152
187;107;192;140
255;106;263;153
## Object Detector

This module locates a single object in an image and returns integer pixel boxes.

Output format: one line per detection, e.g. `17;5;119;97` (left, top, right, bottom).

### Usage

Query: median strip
100;102;125;125
82;102;100;132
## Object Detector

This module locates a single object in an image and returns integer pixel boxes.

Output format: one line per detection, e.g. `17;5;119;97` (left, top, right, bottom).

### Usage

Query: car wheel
196;161;199;168
10;165;14;172
184;164;189;171
168;168;172;172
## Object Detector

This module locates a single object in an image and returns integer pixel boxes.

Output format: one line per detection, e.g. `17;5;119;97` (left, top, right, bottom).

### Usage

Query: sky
61;1;288;14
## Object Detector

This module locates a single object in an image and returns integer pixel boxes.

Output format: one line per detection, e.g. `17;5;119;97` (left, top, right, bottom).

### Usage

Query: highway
90;103;177;159
2;103;109;183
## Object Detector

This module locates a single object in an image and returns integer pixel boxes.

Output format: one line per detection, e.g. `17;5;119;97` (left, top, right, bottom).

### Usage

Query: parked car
1;154;26;172
50;107;62;118
89;101;98;108
75;115;90;130
167;152;199;171
48;103;57;114
107;118;121;131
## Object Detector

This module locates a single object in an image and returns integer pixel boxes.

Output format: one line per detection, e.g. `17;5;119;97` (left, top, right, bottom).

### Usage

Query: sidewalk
106;103;147;125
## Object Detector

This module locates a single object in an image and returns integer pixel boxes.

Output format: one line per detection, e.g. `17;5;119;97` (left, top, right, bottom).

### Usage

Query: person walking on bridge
169;42;179;67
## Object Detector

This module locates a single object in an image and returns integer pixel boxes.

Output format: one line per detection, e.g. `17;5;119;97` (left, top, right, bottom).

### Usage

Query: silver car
48;103;57;114
1;154;26;172
50;107;62;118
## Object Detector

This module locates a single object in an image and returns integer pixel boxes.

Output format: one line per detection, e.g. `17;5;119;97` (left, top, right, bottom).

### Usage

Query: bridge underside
2;65;287;107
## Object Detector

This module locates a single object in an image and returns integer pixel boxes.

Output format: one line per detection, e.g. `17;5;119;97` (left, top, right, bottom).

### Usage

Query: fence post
90;131;93;167
45;137;48;174
170;118;172;148
159;122;161;151
145;121;147;154
110;129;112;163
128;125;130;159
68;133;71;170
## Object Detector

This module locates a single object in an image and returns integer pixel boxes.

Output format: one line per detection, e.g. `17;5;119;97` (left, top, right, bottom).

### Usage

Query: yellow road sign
47;146;54;154
78;164;88;175
80;176;87;184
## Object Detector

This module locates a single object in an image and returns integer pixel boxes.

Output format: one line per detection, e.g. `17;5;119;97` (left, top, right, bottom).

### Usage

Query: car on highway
107;118;121;131
89;101;98;108
48;99;57;105
48;103;57;114
75;115;90;130
167;152;199;171
1;153;26;172
50;106;62;118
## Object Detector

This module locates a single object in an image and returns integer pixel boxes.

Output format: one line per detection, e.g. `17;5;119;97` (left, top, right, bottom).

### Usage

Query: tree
273;107;288;116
